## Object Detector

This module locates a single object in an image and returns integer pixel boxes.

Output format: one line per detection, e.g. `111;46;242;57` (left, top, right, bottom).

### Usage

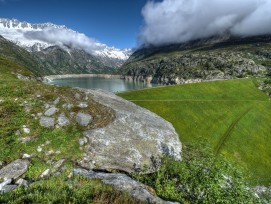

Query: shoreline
43;74;122;82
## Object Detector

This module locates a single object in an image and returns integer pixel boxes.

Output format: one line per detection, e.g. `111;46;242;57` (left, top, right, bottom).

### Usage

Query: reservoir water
48;77;160;93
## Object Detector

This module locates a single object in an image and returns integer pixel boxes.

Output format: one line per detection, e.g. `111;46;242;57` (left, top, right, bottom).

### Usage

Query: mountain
0;35;43;75
119;34;271;84
0;18;132;75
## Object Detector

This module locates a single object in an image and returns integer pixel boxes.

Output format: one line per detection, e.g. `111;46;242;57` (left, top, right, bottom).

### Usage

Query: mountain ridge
0;18;132;73
0;18;131;61
119;34;271;84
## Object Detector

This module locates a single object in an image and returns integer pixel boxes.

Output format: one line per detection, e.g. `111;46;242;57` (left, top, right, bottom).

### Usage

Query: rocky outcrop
120;35;271;85
78;89;182;173
74;168;179;204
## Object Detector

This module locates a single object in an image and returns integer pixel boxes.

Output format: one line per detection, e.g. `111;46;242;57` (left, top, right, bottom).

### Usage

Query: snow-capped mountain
0;18;132;67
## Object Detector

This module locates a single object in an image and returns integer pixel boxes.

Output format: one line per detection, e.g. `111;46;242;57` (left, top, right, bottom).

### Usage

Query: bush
133;145;259;203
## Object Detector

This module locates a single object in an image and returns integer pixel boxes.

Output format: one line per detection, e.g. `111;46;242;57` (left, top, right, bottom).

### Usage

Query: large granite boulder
0;159;29;180
80;89;182;173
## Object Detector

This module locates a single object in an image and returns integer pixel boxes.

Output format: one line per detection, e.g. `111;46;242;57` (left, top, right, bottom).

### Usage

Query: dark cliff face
119;35;271;84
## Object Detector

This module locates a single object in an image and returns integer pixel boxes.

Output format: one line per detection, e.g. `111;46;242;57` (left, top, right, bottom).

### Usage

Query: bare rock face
0;159;30;180
80;89;182;173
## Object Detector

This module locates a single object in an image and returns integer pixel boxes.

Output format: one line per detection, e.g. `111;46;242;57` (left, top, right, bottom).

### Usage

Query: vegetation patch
118;79;271;185
0;58;136;203
133;145;258;204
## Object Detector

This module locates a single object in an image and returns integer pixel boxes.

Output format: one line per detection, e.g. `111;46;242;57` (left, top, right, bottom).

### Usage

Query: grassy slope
0;57;140;203
118;79;271;185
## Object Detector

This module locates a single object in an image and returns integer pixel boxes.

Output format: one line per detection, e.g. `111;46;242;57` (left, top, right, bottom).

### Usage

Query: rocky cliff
119;35;271;84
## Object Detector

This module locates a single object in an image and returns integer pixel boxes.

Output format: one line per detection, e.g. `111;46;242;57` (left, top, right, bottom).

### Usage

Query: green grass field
118;79;271;185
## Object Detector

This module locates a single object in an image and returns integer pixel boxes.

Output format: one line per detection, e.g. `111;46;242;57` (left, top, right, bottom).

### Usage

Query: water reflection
49;77;159;93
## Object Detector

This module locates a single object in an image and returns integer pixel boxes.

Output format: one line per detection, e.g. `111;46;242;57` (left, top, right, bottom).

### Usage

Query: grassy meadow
0;57;140;203
118;79;271;185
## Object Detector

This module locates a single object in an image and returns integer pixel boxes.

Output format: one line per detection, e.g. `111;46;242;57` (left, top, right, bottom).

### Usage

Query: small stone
0;99;4;103
74;93;81;100
40;116;55;128
62;103;74;110
37;146;42;152
54;97;60;105
22;127;30;134
0;159;30;180
67;172;73;179
44;103;50;109
51;159;65;174
36;95;41;98
46;150;55;156
77;102;88;108
57;113;70;127
20;137;32;143
44;107;59;116
22;154;32;159
55;151;61;154
45;140;51;145
0;179;12;191
15;178;28;187
76;112;93;127
1;185;17;193
37;113;43;117
40;169;50;178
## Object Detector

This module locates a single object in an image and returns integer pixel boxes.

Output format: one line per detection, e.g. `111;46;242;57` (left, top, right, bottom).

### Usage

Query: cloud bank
24;27;106;54
139;0;271;46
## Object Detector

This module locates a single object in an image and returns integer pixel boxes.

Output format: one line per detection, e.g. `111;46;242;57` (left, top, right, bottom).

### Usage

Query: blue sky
0;0;156;48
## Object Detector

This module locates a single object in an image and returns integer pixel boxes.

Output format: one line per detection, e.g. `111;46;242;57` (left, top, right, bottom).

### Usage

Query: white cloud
24;27;106;54
139;0;271;46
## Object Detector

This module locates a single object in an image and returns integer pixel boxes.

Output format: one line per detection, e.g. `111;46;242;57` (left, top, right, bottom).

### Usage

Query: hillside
0;56;186;203
118;78;271;185
119;35;271;84
0;36;115;75
0;36;43;76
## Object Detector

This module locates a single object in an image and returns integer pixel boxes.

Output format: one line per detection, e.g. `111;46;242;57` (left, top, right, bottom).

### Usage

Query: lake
48;77;160;93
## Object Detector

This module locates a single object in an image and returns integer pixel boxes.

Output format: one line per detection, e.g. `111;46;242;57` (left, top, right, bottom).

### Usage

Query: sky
0;0;153;49
1;0;271;50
